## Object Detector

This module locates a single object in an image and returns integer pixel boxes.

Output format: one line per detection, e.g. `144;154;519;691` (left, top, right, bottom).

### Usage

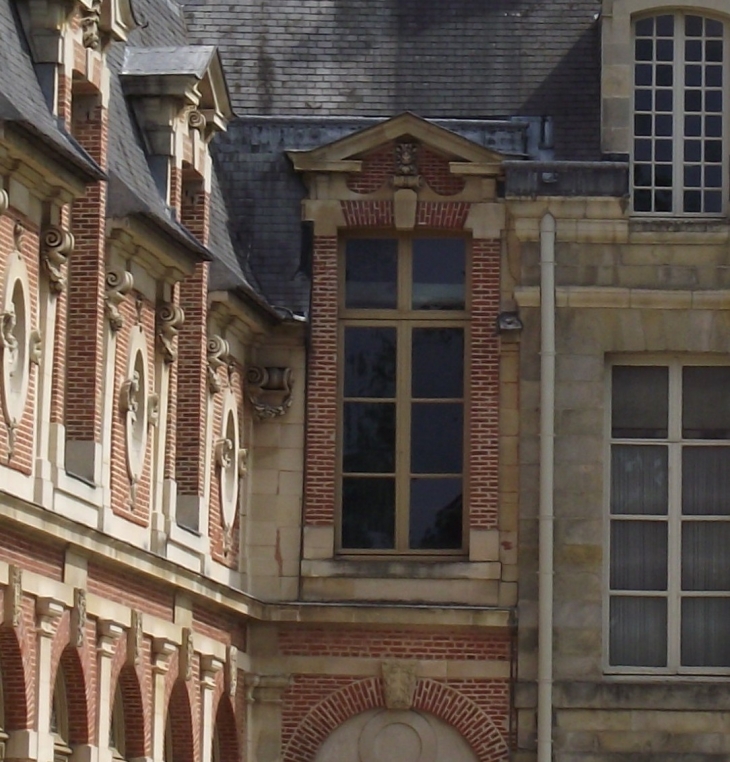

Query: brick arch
115;664;147;758
58;646;92;745
282;678;509;762
212;695;239;762
167;680;194;762
0;627;30;729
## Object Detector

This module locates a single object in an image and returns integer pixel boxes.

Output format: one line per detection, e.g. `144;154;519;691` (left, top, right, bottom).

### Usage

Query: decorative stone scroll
188;110;207;133
156;302;184;363
127;610;143;665
0;189;8;216
207;335;230;394
71;588;87;649
120;329;150;506
105;267;134;332
40;226;74;295
381;660;419;710
246;366;293;420
4;564;22;627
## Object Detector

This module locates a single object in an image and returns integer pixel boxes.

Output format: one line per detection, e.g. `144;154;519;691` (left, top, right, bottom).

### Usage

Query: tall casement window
339;237;467;553
609;362;730;671
633;13;726;214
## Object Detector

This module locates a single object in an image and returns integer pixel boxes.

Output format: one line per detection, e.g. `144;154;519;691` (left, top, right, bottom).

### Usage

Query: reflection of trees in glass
344;327;396;398
417;493;463;549
343;402;395;473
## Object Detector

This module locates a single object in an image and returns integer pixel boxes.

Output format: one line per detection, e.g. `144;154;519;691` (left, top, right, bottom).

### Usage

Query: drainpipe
537;212;556;762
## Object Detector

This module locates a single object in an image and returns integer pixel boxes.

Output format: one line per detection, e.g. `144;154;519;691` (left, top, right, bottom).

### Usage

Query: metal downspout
537;213;556;762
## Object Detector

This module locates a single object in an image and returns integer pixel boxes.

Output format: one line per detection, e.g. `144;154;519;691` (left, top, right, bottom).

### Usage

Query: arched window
50;667;71;762
633;13;727;214
109;685;125;762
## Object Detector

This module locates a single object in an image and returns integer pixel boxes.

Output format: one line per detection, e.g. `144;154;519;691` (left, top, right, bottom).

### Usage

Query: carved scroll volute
41;226;74;295
381;660;418;710
207;336;230;394
0;189;8;216
105;268;134;332
188;110;207;133
246;366;293;420
156;302;184;363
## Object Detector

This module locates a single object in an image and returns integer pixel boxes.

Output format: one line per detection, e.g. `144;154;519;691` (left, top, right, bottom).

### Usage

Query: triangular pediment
287;112;504;174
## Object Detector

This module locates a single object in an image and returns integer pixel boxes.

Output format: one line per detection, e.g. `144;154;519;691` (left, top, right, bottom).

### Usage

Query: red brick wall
420;148;467;196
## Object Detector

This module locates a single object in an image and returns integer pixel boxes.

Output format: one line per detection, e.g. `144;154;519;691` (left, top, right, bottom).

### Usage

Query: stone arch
114;664;147;759
212;695;238;762
0;628;29;729
58;646;92;745
166;680;194;762
282;678;508;762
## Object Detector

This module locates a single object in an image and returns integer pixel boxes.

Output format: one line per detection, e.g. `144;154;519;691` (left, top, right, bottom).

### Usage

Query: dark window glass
685;64;702;86
635;114;652;137
343;402;395;472
635;139;652;161
610;597;667;667
684;190;702;212
685;15;703;37
610;521;668;590
706;165;722;188
706;114;722;137
685;165;702;188
634;164;652;187
706;39;723;62
656;39;673;61
611;445;668;515
409;478;462;549
412;239;465;310
635;17;654;36
656;15;674;36
685;90;702;112
686;39;703;61
655;90;673;111
681;598;730;667
341;477;395;548
412;328;463;398
411;403;463;474
683;447;730;515
706;90;723;112
705;140;723;162
682;522;730;589
635;89;652;110
682;367;730;438
655;165;672;187
655;189;673;211
685;115;702;136
344;327;396;398
636;64;654;86
656;115;673;136
706;18;723;37
634;189;652;211
612;366;669;438
345;239;397;309
636;39;654;61
705;190;723;213
707;65;723;87
655;140;672;162
656;65;672;86
685;140;702;162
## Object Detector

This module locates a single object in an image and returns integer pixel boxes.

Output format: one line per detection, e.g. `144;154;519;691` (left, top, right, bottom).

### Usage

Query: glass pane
341;477;395;549
656;65;672;86
655;189;672;212
706;39;723;63
409;478;462;550
634;164;652;187
681;598;730;667
682;521;730;590
611;445;668;515
655;140;672;161
636;64;653;86
656;39;673;61
412;328;463;398
611;520;668;590
686;64;702;86
412;239;465;310
343;402;395;473
636;39;653;61
345;239;397;309
685;15;703;37
682;447;730;515
634;189;652;212
684;190;702;213
612;366;669;438
683;367;730;438
656;15;674;36
344;327;396;398
707;65;723;87
610;596;667;667
634;89;652;111
705;191;722;213
635;17;654;36
411;403;463;474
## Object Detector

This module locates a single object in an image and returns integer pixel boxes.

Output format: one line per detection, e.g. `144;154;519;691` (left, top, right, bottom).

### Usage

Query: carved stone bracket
381;660;419;710
200;654;223;690
36;597;64;638
80;0;102;49
244;674;291;705
0;190;8;216
226;645;238;697
180;627;194;681
105;268;134;332
207;336;230;394
246;366;293;420
29;330;42;366
71;588;87;649
41;226;74;295
127;610;143;666
156;302;184;363
97;620;124;658
152;637;176;675
188;110;207;133
4;564;22;627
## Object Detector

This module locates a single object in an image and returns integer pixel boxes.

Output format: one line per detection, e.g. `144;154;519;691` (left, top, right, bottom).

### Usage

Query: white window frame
631;11;729;216
604;355;730;675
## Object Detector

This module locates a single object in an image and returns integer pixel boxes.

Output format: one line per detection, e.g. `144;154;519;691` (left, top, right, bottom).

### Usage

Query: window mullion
667;361;683;670
395;319;411;551
674;16;684;214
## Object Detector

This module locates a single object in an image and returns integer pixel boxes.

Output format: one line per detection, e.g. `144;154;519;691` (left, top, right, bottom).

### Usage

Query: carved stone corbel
188;110;207;133
180;627;194;682
0;189;8;216
12;222;23;251
381;660;419;710
105;267;134;332
4;564;22;627
97;620;124;658
207;336;230;394
200;655;224;690
156;302;184;363
246;366;293;420
127;610;143;666
29;330;42;366
71;588;87;649
226;645;238;697
152;637;176;675
80;0;102;49
238;447;249;476
41;226;74;295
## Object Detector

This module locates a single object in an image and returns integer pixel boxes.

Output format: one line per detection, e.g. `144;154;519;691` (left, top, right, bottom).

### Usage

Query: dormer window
632;13;727;215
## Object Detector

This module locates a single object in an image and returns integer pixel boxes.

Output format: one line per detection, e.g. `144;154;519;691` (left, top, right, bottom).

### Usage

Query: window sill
303;557;500;580
629;215;730;233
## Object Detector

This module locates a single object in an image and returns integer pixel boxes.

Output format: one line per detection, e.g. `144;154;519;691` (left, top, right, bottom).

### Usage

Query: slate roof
183;0;602;160
0;0;102;181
